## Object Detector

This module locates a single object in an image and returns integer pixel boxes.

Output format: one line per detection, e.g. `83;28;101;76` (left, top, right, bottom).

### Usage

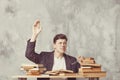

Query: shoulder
64;54;77;61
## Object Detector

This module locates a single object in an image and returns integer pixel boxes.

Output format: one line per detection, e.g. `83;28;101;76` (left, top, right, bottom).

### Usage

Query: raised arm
25;20;42;64
30;20;42;42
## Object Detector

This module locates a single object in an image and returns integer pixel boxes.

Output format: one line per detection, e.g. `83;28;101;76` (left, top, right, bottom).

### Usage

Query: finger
33;20;40;27
36;20;40;24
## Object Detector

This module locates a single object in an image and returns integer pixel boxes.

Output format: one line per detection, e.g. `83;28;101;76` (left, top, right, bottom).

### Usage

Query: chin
60;51;66;54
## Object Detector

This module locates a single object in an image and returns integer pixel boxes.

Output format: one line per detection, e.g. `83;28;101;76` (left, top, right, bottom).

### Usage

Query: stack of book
79;57;106;77
21;64;46;75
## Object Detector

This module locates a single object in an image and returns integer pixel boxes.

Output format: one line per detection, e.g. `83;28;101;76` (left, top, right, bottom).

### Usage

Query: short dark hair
53;34;68;43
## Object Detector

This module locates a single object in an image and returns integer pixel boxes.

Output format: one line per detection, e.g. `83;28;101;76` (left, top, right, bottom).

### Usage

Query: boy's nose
62;43;66;46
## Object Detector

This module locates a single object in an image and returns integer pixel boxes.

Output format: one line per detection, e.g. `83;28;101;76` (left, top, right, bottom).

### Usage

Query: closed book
79;67;101;72
59;73;77;76
81;64;101;67
82;60;95;64
79;71;106;77
85;57;94;60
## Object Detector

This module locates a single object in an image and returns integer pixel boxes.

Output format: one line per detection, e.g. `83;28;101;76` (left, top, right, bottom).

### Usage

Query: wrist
30;34;38;42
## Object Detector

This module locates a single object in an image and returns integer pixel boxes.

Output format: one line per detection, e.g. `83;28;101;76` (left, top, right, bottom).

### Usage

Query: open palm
32;20;42;36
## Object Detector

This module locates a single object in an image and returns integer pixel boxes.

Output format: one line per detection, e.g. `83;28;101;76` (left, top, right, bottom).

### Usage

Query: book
78;57;96;64
45;69;73;76
59;73;78;76
79;67;101;72
21;64;44;68
79;71;106;77
21;64;46;75
59;69;73;73
21;64;44;71
82;59;95;64
45;70;59;76
81;64;101;67
85;57;94;60
28;68;40;75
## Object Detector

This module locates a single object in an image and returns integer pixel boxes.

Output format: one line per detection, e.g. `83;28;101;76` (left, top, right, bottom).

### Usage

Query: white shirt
52;56;66;70
50;56;67;80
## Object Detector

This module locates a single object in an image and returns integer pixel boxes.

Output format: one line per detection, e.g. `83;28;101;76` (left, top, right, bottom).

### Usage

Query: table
12;72;106;80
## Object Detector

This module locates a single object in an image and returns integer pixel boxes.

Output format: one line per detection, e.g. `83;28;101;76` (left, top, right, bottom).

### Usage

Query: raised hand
30;20;42;42
32;20;42;36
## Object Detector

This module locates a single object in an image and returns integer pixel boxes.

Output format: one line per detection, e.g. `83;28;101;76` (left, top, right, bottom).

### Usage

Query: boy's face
53;39;67;54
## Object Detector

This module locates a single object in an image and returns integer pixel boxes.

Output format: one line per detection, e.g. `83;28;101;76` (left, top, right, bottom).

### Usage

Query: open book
45;69;73;76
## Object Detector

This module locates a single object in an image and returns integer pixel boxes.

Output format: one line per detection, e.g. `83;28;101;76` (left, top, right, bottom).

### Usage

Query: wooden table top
12;72;106;78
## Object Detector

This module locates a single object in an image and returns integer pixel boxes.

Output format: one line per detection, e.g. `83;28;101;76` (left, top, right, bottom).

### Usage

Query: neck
54;51;64;58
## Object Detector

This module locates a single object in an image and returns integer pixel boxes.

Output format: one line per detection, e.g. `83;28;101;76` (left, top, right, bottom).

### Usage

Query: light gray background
0;0;120;80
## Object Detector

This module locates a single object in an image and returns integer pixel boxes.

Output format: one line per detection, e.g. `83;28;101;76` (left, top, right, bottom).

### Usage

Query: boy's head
53;34;68;54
